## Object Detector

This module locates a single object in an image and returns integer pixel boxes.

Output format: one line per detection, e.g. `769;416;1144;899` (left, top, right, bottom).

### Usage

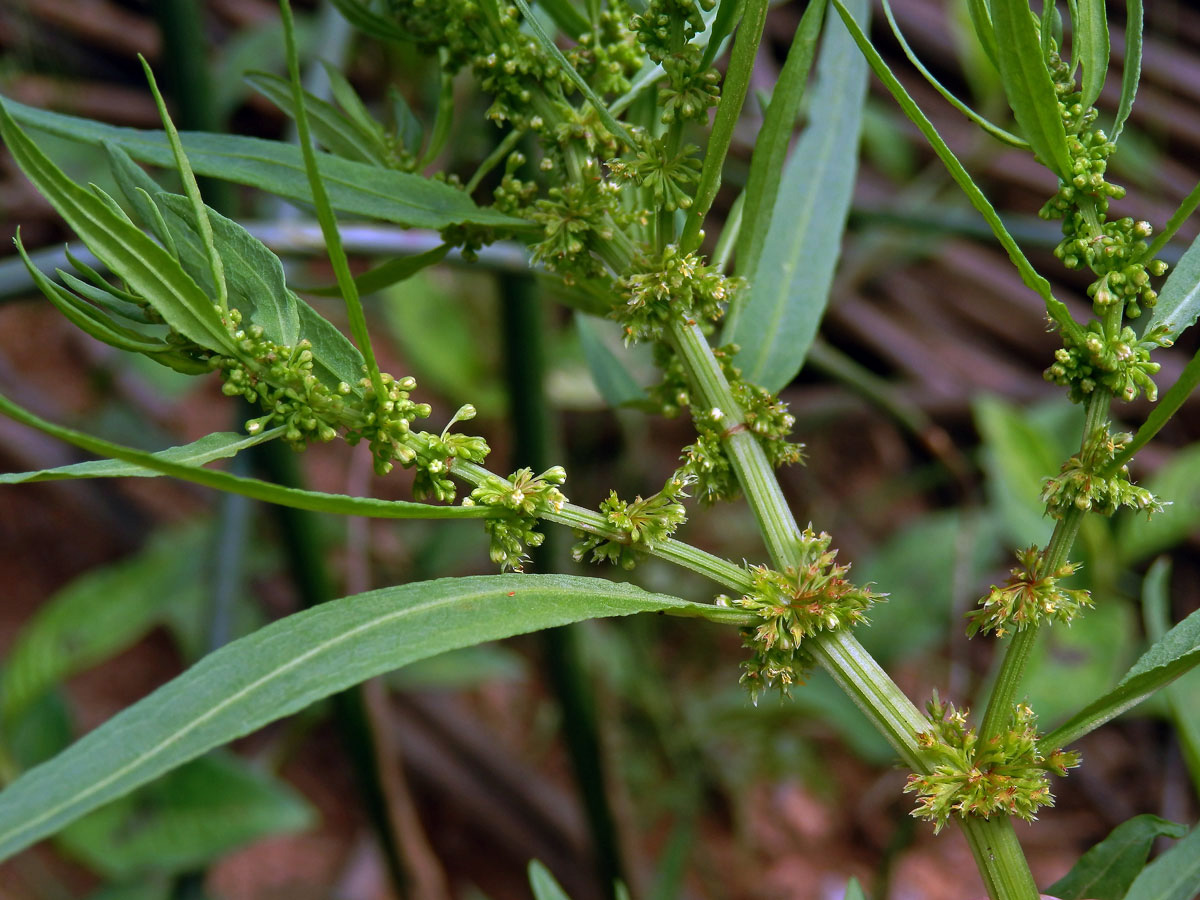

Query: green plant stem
499;272;625;897
977;388;1108;747
681;0;769;253
465;128;524;195
960;816;1042;899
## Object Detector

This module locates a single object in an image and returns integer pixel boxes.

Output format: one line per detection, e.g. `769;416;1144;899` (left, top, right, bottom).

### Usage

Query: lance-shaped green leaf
830;0;1084;346
1074;0;1110;111
0;101;235;356
1113;0;1143;142
1045;815;1190;900
734;0;827;288
529;860;574;900
1122;825;1200;900
156;193;301;348
245;70;388;166
0;430;280;485
964;0;1000;68
0;391;493;522
1145;225;1200;342
58;753;313;879
0;96;530;231
1109;343;1200;473
724;0;868;392
1039;606;1200;751
327;0;412;43
990;0;1074;180
0;575;717;860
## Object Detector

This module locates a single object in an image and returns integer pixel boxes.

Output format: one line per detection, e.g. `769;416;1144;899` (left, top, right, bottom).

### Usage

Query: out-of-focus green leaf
328;0;412;43
1046;814;1189;900
1116;444;1200;564
989;0;1074;179
0;575;711;860
58;753;313;879
2;97;529;230
575;312;645;408
5;691;73;771
301;245;450;297
725;0;868;392
1122;825;1200;900
528;860;573;900
843;878;867;900
1041;605;1200;750
0;526;211;724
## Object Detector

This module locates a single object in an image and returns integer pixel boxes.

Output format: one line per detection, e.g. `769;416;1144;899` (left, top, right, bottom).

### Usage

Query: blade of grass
1113;0;1143;141
830;0;1085;345
280;0;386;402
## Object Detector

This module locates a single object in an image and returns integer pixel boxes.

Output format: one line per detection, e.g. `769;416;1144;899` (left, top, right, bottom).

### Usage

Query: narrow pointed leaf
156;193;301;347
575;312;645;408
319;62;391;159
0;391;493;521
0;101;235;355
1145;226;1200;342
245;71;387;165
1113;0;1143;141
535;0;590;39
529;860;574;900
990;0;1074;179
1075;0;1110;110
1045;815;1189;900
0;430;279;485
0;575;713;859
327;0;412;43
829;0;1083;345
1039;606;1200;750
734;0;826;288
965;0;1000;67
724;0;869;392
1122;826;1200;900
1;96;530;230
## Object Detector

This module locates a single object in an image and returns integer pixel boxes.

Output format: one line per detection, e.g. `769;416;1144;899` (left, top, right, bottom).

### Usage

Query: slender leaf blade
529;860;574;900
0;100;235;355
990;0;1074;179
724;0;869;392
0;575;713;859
733;0;827;287
1040;606;1200;750
0;430;278;485
575;312;645;408
1;96;529;230
1045;815;1189;900
1145;228;1200;342
1122;825;1200;900
1075;0;1110;111
1113;0;1143;142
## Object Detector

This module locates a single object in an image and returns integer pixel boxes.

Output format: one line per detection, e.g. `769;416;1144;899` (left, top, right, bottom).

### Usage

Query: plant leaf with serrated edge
245;71;386;165
990;0;1073;179
0;391;494;522
0;101;235;355
829;0;1084;345
0;429;280;485
1075;0;1110;110
1;96;530;231
57;753;313;879
1039;606;1200;751
1122;825;1200;900
155;193;301;347
0;575;716;860
724;0;868;392
1046;814;1189;900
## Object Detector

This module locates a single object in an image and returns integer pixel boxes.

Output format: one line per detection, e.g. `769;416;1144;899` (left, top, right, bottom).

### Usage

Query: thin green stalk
961;816;1042;899
279;0;387;403
499;272;625;897
680;0;770;253
977;388;1108;747
465;128;524;194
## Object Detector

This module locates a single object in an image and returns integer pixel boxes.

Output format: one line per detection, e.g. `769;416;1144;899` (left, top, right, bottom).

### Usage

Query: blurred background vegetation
0;1;1198;898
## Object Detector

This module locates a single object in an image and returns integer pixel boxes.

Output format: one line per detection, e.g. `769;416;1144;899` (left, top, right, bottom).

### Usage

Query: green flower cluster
905;696;1079;833
607;134;702;212
966;546;1092;638
571;474;690;569
527;162;624;281
1045;319;1170;403
465;466;568;570
616;244;738;342
632;0;720;124
721;527;882;702
1041;427;1163;519
565;4;643;97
